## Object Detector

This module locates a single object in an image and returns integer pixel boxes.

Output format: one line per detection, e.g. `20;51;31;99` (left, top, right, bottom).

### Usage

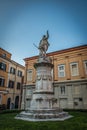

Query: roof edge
24;44;87;61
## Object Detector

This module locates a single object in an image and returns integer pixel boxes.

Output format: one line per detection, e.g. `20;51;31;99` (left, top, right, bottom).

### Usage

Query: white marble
16;32;72;121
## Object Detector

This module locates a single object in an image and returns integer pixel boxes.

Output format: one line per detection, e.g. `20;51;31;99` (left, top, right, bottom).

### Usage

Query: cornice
24;44;87;61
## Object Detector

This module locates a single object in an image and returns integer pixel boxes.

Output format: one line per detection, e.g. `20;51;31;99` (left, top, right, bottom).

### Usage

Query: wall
23;45;87;109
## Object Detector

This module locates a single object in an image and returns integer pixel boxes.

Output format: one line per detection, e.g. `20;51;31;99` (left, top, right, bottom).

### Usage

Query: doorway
7;98;11;109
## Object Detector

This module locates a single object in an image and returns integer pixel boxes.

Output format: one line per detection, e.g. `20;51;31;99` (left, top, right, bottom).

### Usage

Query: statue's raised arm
46;30;49;39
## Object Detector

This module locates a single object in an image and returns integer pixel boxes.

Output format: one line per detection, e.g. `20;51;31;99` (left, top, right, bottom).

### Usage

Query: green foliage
0;111;87;130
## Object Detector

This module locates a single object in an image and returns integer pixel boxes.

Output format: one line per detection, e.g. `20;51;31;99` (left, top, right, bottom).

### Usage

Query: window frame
60;85;65;94
0;62;6;71
58;64;65;77
8;80;14;88
70;62;79;76
17;82;21;89
0;77;5;87
2;53;6;58
84;61;87;75
10;67;16;74
27;69;33;81
17;70;22;77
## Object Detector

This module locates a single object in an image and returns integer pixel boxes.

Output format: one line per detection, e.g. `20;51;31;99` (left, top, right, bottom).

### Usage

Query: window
17;70;22;77
8;80;14;88
58;64;65;77
10;67;15;74
0;62;6;71
0;78;5;87
60;85;65;94
27;69;33;81
74;85;80;95
70;63;79;76
2;53;6;58
17;82;21;89
84;61;87;74
79;98;83;101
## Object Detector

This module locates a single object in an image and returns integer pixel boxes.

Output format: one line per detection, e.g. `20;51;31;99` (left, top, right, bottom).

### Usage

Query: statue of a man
38;31;50;57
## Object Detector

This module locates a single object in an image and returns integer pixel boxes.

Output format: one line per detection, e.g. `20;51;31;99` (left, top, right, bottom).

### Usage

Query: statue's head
43;35;46;39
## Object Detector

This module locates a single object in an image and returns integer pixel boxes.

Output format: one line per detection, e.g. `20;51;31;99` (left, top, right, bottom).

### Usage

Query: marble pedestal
16;57;72;121
30;61;54;110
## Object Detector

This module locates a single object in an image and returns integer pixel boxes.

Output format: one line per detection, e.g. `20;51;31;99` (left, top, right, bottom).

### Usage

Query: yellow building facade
0;48;25;110
22;45;87;109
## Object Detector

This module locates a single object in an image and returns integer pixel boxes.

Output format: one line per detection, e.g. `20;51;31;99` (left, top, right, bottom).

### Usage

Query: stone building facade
22;45;87;109
0;48;25;109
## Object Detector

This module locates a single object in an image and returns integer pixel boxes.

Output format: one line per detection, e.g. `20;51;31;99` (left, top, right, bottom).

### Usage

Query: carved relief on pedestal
36;75;42;90
37;75;41;81
46;75;52;81
36;74;53;91
42;75;47;80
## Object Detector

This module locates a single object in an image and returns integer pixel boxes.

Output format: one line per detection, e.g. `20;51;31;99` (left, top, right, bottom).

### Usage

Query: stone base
15;108;72;121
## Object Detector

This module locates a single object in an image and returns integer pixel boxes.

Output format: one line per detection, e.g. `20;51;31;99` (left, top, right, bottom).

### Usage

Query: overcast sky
0;0;87;65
